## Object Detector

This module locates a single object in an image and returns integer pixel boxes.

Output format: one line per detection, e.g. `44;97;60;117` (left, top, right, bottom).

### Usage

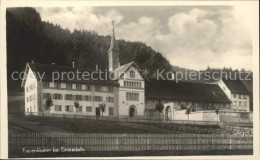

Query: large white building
21;23;250;119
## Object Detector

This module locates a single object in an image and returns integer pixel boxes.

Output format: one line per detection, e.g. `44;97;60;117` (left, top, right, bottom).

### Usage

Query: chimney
72;61;75;68
96;65;98;71
32;60;34;63
52;63;55;65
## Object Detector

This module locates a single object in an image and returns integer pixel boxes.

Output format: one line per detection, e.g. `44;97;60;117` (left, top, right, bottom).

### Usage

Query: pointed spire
108;20;119;52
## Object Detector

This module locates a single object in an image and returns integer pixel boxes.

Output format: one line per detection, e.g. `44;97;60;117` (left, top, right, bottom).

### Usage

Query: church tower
108;21;120;72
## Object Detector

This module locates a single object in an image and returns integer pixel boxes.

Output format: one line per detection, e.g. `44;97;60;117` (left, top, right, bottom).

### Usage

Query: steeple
108;20;119;52
108;20;120;72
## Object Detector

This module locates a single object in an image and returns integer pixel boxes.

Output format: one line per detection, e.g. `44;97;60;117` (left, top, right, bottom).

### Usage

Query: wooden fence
9;133;253;153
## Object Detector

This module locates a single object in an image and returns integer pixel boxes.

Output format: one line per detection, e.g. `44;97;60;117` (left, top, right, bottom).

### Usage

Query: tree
74;101;80;112
45;96;53;113
185;107;191;122
156;102;164;120
99;102;106;117
215;109;220;123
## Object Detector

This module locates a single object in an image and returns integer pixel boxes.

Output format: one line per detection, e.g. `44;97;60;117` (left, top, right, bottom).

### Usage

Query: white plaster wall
24;67;38;113
117;65;145;117
118;88;145;117
172;110;218;122
173;110;188;120
41;85;118;116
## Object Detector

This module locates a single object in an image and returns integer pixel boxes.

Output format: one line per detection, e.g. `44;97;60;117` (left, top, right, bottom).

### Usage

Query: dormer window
130;70;135;78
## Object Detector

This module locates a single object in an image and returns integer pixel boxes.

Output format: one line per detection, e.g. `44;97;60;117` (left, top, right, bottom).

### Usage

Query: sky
36;6;254;71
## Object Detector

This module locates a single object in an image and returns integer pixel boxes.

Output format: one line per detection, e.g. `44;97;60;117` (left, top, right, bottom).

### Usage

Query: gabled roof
113;61;135;74
113;61;147;80
222;79;250;94
145;79;232;103
21;62;119;87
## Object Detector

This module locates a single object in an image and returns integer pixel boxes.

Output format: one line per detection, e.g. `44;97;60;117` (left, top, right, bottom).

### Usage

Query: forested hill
7;7;175;78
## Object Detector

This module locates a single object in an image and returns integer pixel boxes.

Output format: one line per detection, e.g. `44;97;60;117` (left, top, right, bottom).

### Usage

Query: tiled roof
26;63;119;86
113;61;134;74
145;79;232;103
222;79;250;94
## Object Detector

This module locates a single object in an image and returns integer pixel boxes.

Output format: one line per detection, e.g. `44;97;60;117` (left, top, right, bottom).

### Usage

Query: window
30;95;32;101
76;84;82;90
93;96;103;102
124;81;142;88
239;94;241;99
86;106;92;112
54;105;62;111
86;85;91;91
53;94;62;100
106;97;114;103
65;105;73;112
239;102;241;106
233;101;237;106
43;93;52;99
95;85;101;91
130;70;135;78
33;94;36;100
244;94;247;99
29;84;35;90
27;97;29;102
43;81;49;87
244;102;247;106
65;94;73;100
108;86;113;92
66;83;72;89
76;106;82;112
233;94;236;98
126;92;139;101
26;87;28;92
54;82;61;88
84;95;92;101
109;107;114;116
75;95;82;101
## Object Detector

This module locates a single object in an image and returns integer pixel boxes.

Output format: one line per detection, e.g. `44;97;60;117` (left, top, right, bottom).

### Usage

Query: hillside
6;8;174;79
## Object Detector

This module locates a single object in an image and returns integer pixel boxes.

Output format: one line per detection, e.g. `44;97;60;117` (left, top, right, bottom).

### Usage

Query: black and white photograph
0;0;259;159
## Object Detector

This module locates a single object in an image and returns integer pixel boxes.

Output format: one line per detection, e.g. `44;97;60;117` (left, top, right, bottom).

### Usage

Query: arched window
130;70;135;78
